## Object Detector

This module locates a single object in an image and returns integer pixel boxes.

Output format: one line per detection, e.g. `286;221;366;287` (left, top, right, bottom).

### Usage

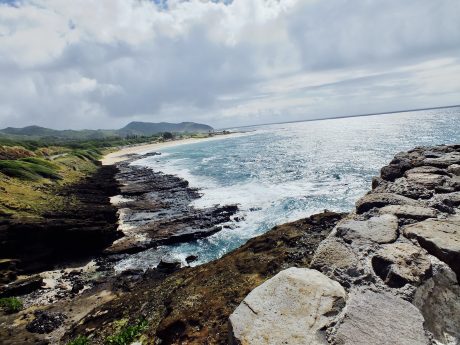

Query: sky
0;0;459;130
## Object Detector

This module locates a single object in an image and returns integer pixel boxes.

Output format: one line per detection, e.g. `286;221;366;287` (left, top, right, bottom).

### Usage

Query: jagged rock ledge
230;144;460;345
105;152;239;255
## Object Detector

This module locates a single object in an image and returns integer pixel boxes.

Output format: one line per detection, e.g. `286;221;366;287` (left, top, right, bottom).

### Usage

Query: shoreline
1;144;459;344
101;132;246;165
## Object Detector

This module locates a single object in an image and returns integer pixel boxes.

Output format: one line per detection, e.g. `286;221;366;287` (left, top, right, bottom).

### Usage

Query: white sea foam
114;107;460;271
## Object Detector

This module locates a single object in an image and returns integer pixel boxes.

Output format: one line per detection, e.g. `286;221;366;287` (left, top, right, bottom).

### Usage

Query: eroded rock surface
229;268;346;345
333;290;428;345
404;216;460;279
335;214;398;244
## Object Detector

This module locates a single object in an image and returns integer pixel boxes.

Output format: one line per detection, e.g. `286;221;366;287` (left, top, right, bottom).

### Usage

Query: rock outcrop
230;144;460;345
105;156;238;254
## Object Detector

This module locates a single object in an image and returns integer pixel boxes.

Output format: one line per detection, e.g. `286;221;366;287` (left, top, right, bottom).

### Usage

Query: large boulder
355;193;419;214
403;216;460;279
335;214;398;244
334;290;429;345
371;242;432;288
229;268;346;345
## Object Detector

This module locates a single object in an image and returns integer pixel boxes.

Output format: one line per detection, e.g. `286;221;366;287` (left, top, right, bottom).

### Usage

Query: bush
0;297;23;313
105;319;148;345
66;335;89;345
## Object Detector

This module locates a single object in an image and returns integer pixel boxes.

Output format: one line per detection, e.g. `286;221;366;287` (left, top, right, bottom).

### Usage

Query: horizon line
222;104;460;130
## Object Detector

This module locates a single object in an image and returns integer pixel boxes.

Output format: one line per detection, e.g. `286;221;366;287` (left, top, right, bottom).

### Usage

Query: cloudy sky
0;0;459;130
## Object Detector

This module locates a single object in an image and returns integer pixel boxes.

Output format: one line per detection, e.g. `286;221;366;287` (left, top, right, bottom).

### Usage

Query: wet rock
335;214;398;244
334;290;429;345
378;204;437;220
185;255;198;264
229;268;346;345
371;242;432;288
355;193;419;214
0;275;43;297
157;258;181;274
404;216;460;279
26;310;66;334
414;262;460;345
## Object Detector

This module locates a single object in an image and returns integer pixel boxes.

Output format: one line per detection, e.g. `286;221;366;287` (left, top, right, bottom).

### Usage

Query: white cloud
0;0;459;129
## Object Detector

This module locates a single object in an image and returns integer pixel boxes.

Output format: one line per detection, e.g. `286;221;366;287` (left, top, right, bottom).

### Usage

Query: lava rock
26;310;66;334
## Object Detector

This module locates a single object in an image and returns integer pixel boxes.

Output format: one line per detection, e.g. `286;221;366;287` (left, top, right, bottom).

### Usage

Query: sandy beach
101;132;244;165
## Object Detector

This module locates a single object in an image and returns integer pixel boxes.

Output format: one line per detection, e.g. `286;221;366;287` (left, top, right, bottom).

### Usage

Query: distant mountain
119;121;213;136
0;122;213;141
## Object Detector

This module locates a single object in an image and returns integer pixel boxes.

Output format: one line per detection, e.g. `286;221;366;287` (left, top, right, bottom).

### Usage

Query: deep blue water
115;106;460;271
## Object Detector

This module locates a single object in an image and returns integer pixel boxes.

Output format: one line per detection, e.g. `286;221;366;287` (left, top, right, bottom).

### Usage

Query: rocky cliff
230;144;460;345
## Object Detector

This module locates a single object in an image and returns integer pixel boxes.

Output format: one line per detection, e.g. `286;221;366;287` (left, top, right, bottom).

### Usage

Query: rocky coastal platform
230;144;460;345
106;154;238;255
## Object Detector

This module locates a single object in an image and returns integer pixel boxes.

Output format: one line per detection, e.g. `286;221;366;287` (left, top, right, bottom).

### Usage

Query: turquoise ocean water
115;107;460;271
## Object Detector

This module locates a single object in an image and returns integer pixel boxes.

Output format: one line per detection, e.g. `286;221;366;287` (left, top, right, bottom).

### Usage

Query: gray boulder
334;290;429;345
229;268;346;345
335;214;398;244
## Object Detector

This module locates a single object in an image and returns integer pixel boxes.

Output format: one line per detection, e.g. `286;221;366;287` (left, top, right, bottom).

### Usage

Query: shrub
66;335;90;345
0;297;23;313
0;145;35;160
105;319;148;345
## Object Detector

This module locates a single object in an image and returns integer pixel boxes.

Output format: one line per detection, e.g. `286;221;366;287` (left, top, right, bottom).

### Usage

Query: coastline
1;144;459;345
101;132;245;165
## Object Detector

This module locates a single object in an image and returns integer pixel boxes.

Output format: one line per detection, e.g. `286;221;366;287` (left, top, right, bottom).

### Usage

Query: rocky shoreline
0;144;459;344
106;153;238;255
230;144;460;345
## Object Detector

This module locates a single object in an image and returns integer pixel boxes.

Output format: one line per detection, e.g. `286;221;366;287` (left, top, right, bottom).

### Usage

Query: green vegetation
66;335;90;345
0;297;23;313
0;159;61;181
105;319;148;345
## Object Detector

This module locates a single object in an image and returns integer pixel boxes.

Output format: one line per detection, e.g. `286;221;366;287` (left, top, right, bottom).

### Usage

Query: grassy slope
0;151;101;219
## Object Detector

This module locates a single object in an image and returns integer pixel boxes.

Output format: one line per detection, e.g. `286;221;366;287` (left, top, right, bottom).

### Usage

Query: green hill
0;122;213;141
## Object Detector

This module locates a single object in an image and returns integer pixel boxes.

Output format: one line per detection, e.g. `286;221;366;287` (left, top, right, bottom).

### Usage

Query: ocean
115;106;460;271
